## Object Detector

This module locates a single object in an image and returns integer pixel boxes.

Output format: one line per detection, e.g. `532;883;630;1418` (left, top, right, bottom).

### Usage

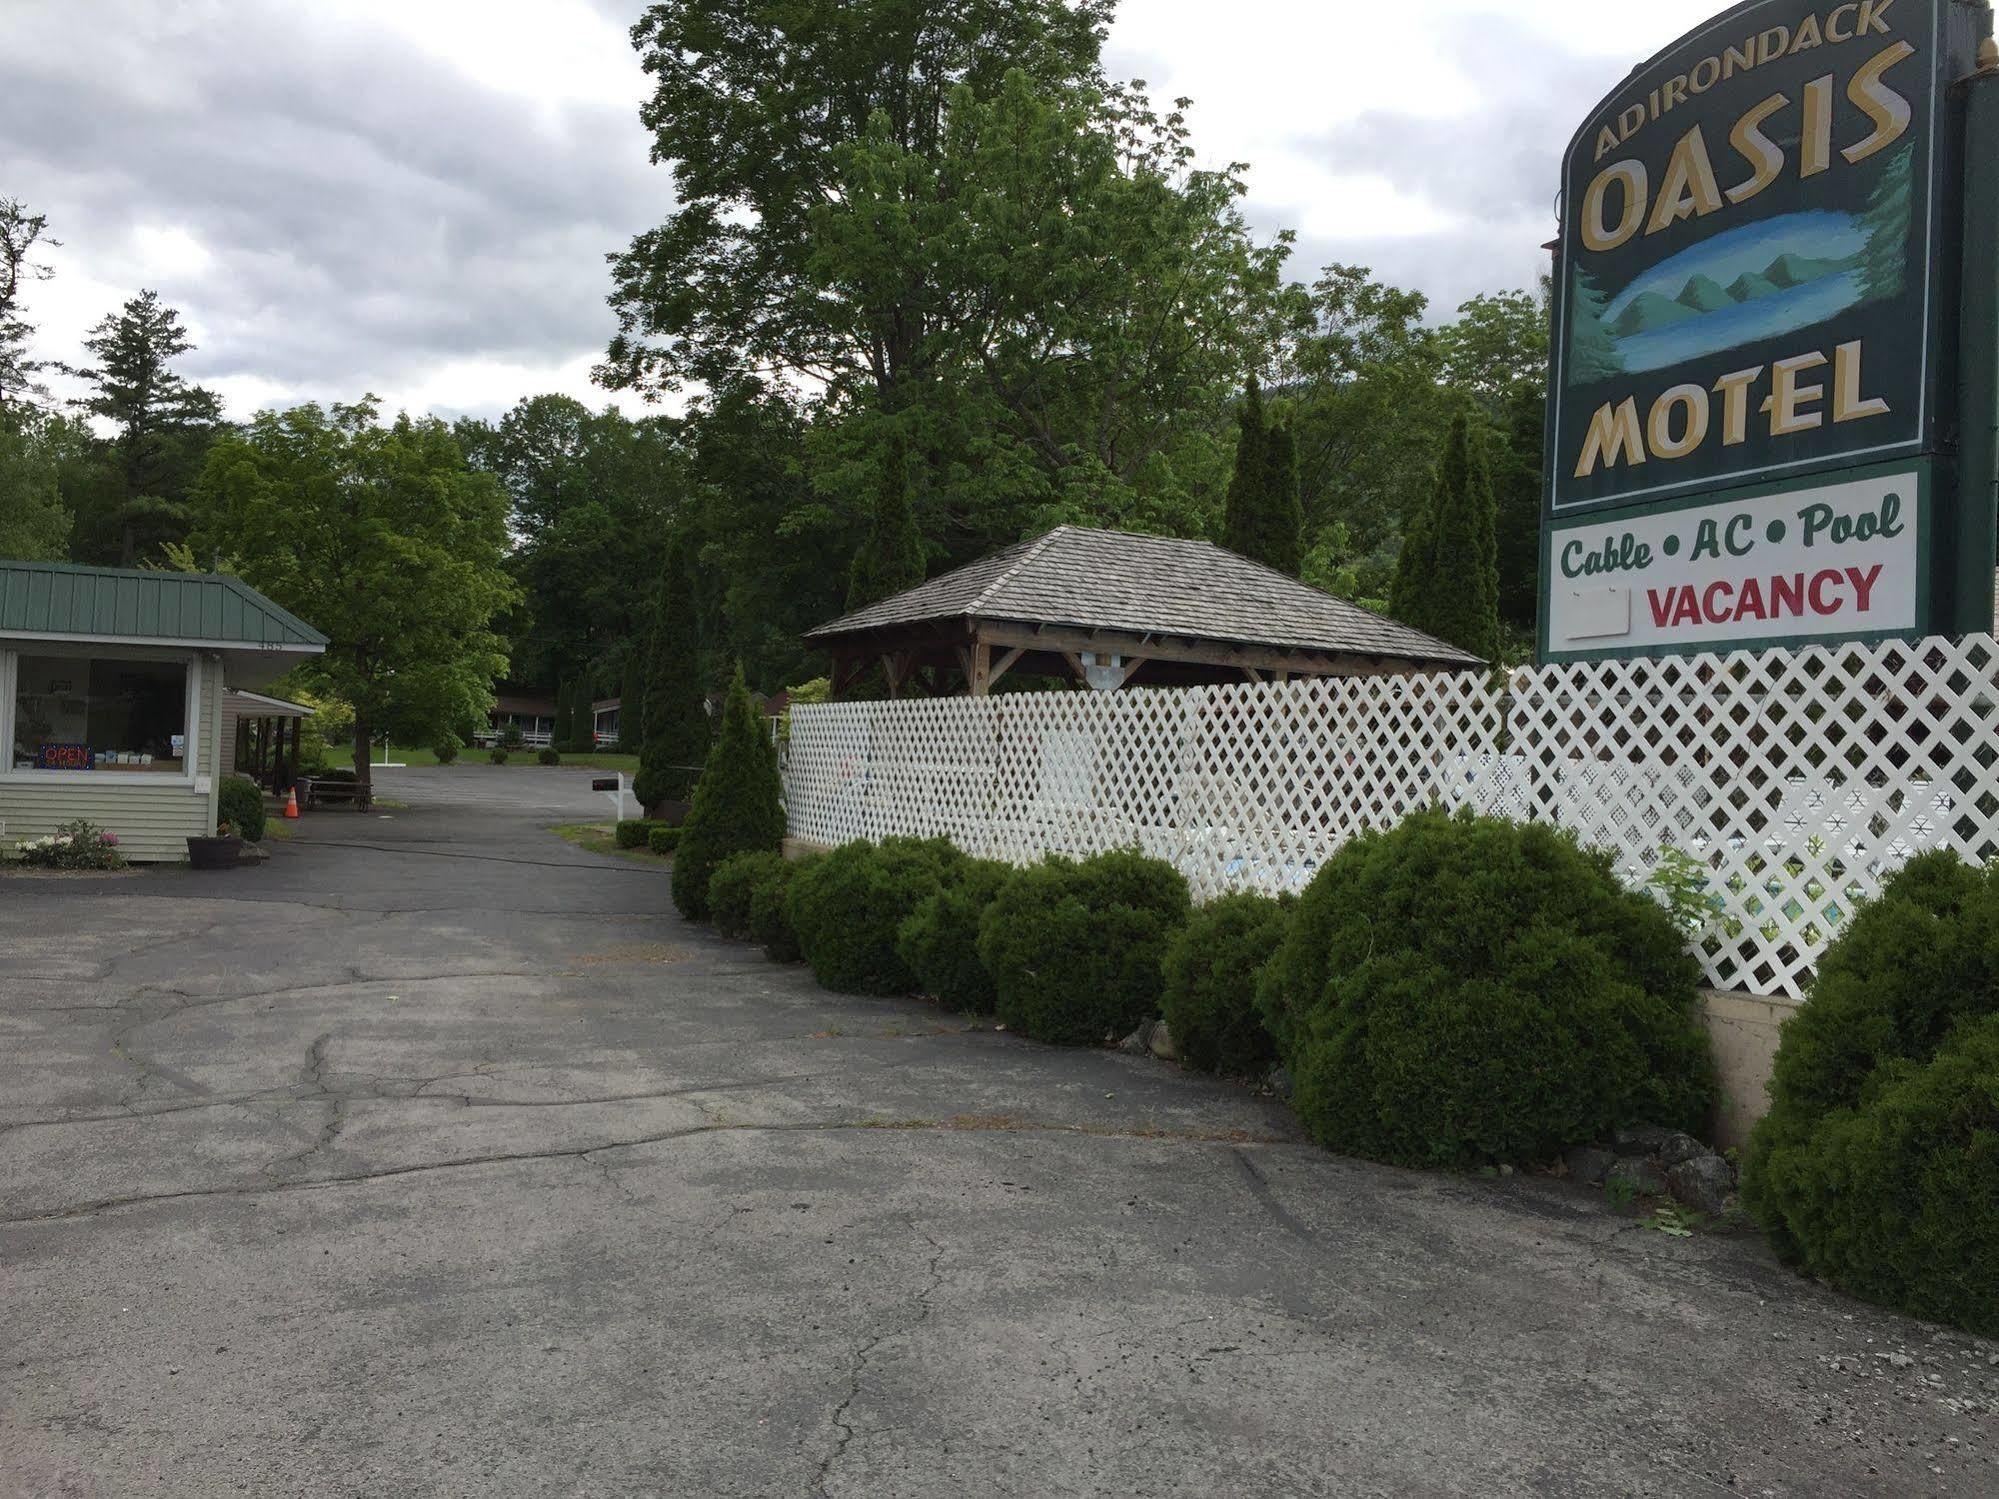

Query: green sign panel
1541;0;1996;660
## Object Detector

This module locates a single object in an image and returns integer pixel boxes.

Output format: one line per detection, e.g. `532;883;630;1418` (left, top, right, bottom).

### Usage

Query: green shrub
789;837;963;994
1742;851;1999;1333
489;747;509;765
1161;892;1290;1075
977;850;1191;1046
1257;808;1712;1170
671;664;785;919
500;723;525;750
217;775;267;843
710;851;787;939
538;747;561;766
648;825;680;856
751;854;816;961
897;857;1013;1012
433;739;460;764
615;819;658;850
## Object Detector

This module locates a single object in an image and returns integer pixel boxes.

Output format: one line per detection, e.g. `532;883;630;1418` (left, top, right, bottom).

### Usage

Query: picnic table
300;776;372;812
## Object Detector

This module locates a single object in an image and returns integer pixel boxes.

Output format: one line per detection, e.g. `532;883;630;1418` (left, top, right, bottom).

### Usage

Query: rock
1118;1023;1153;1054
1613;1123;1679;1154
1564;1146;1616;1186
1667;1153;1736;1215
1655;1132;1707;1167
1608;1158;1668;1196
1148;1018;1177;1062
1266;1066;1293;1101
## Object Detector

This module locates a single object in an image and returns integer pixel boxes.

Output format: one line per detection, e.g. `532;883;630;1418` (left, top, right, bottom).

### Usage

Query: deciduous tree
190;399;517;804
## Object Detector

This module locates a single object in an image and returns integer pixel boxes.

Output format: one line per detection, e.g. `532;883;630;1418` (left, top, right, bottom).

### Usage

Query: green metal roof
0;561;327;651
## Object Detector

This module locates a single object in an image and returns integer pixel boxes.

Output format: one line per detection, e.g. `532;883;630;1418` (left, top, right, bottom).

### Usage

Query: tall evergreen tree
1392;410;1498;661
1258;420;1303;576
671;662;786;920
1223;376;1268;557
846;437;925;609
1856;145;1915;304
635;534;711;813
69;290;223;563
619;634;649;758
0;198;58;411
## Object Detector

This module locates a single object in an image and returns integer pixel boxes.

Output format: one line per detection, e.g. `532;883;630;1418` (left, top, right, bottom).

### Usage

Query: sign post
1539;0;1996;661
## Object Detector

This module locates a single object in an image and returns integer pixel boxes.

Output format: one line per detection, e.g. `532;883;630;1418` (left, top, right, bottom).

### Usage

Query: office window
11;655;189;772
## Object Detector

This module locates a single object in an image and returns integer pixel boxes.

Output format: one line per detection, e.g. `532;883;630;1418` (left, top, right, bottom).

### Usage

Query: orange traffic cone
284;786;300;819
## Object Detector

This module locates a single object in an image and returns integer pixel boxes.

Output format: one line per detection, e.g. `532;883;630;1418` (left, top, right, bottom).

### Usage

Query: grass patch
322;745;642;773
548;822;673;866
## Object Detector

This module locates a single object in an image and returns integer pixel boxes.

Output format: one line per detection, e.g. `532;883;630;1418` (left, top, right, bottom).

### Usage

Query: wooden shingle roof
808;526;1482;667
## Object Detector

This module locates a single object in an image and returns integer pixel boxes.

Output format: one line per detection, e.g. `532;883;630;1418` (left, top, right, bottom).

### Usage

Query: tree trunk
352;719;372;804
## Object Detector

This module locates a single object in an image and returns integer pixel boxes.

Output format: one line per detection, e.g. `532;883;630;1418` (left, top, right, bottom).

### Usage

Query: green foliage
708;850;788;940
68;290;223;565
635;533;710;812
1160;891;1290;1075
789;837;964;994
615;819;660;850
1222;378;1302;575
751;854;816;961
898;857;1014;1012
538;747;561;766
499;722;525;750
489;747;509;765
456;395;682;692
1256;808;1713;1169
14;819;125;870
432;738;460;765
1742;851;1999;1333
847;435;925;609
1390;409;1498;661
977;850;1191;1045
647;824;680;855
670;664;785;919
189;398;517;802
217;775;267;843
0;406;74;560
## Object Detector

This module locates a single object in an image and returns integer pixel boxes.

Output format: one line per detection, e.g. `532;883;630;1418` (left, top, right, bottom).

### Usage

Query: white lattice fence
783;635;1999;998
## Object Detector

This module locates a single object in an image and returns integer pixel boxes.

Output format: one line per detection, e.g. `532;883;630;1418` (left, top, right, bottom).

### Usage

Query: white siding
0;652;223;863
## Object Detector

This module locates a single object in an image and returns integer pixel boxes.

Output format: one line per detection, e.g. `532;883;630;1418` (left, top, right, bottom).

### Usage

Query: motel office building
0;562;327;862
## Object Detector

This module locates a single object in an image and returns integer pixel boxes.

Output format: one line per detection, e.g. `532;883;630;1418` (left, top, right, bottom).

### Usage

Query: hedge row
665;700;1993;1335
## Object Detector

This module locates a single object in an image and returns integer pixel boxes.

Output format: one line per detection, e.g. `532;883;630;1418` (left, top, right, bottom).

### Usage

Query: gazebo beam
972;620;1398;681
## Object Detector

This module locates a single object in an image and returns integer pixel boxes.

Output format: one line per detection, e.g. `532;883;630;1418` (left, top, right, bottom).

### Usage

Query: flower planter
186;835;246;870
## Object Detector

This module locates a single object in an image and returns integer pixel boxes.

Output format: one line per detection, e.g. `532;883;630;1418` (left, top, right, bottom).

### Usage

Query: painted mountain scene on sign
1566;148;1916;385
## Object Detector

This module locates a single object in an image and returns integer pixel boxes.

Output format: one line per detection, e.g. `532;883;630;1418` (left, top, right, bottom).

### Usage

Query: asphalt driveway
3;782;1994;1496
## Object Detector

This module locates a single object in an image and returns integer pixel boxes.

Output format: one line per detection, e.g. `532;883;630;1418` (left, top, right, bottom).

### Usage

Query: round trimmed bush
433;739;460;764
488;747;509;765
538;747;561;766
647;825;680;856
1742;851;1999;1333
788;837;963;994
977;850;1191;1046
752;853;817;962
709;850;787;940
1256;808;1713;1170
218;775;267;843
615;819;657;850
898;858;1013;1012
1160;891;1289;1075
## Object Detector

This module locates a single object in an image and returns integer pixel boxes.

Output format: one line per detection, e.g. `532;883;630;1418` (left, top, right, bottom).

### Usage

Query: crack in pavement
814;1219;949;1498
1;1122;1301;1226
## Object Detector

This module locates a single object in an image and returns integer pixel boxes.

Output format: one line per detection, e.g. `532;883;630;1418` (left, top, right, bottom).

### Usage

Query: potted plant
187;819;246;870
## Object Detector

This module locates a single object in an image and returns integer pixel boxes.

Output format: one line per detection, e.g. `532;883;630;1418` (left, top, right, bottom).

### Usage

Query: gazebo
808;525;1481;697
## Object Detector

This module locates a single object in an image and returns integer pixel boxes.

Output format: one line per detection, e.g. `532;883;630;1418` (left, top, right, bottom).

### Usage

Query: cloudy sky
0;0;1720;425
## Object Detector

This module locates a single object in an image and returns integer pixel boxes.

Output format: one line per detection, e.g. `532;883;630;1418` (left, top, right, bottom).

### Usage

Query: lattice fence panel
783;635;1999;998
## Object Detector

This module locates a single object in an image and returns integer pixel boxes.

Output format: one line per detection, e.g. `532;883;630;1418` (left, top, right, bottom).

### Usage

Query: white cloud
1;0;1736;423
